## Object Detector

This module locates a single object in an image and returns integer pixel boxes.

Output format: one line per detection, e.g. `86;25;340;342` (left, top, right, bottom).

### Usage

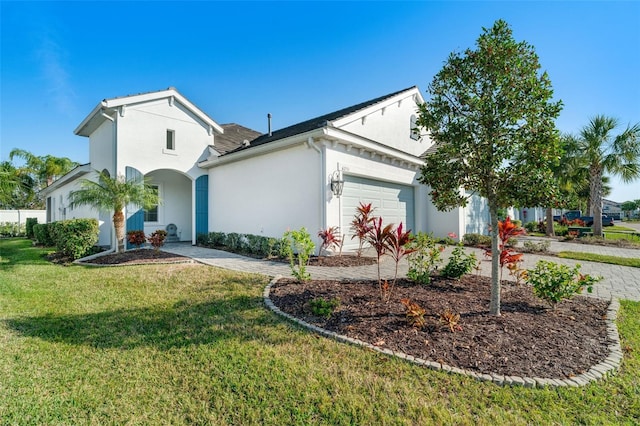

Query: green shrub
441;244;477;280
308;297;340;318
0;222;24;237
512;220;522;228
527;260;601;309
407;232;444;285
523;240;551;253
281;227;315;282
26;218;38;239
50;219;99;260
225;233;246;252
462;233;491;246
196;233;209;246
553;223;568;236
33;223;55;247
207;232;227;247
524;221;537;233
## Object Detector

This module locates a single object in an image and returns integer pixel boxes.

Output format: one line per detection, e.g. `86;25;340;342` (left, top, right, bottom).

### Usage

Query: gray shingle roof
225;86;418;155
215;123;262;155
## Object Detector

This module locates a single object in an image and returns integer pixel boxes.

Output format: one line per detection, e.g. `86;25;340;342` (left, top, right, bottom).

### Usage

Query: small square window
166;130;175;150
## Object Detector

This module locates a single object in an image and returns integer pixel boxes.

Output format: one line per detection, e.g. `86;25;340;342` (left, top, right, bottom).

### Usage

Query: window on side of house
166;130;175;150
144;185;160;222
410;115;420;140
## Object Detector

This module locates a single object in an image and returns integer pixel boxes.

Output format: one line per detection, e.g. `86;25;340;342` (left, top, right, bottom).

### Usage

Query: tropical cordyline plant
318;226;342;256
385;222;416;302
365;217;393;300
484;217;526;282
351;202;376;256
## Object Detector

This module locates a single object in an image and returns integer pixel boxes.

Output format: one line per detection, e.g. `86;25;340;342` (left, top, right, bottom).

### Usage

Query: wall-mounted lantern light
330;169;344;198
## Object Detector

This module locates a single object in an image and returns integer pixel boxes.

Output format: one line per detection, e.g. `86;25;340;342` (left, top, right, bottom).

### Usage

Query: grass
607;225;637;232
1;238;639;424
557;251;640;268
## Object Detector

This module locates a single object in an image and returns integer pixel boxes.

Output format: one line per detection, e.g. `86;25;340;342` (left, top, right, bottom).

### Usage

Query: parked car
553;210;614;226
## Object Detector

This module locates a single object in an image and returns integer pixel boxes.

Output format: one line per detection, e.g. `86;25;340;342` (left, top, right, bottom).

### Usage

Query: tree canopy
416;19;562;315
568;116;640;236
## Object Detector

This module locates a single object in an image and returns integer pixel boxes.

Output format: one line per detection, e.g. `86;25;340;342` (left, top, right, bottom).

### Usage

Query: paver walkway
164;240;640;302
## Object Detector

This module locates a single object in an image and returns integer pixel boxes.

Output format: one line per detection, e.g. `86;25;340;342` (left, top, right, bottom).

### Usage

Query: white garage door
340;175;415;250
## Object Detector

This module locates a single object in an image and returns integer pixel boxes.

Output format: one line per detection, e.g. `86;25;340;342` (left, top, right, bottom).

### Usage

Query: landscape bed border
263;276;623;388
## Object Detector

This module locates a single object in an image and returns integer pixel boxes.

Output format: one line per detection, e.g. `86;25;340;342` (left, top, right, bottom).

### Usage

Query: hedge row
33;219;99;260
197;232;285;258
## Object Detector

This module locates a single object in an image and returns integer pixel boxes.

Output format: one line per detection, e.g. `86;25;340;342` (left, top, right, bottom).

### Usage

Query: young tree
68;170;160;253
416;20;562;315
570;116;640;236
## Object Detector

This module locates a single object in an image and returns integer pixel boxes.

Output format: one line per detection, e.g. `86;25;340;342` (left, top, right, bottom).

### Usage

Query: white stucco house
42;86;489;251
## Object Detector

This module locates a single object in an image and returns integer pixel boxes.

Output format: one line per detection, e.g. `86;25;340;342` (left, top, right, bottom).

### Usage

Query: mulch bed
78;249;190;265
269;276;611;378
306;255;377;267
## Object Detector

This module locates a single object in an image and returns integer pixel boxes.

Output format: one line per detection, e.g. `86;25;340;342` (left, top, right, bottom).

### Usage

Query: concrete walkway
164;240;640;302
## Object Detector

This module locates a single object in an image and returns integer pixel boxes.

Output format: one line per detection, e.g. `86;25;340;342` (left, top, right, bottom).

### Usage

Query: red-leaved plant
318;226;342;256
148;229;167;251
365;217;394;300
351;202;376;257
385;222;416;302
485;217;526;282
127;230;146;249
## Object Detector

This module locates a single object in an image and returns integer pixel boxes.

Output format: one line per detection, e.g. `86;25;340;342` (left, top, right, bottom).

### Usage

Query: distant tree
621;200;639;219
68;170;160;253
0;162;20;206
415;20;562;316
9;149;78;188
569;116;640;236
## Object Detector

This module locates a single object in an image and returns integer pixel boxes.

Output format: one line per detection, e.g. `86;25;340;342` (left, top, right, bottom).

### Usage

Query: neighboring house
602;199;622;220
42;86;490;252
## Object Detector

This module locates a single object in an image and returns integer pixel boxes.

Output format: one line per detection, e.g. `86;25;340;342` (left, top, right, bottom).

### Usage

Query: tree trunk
113;210;125;253
489;200;501;316
590;167;604;237
545;207;555;237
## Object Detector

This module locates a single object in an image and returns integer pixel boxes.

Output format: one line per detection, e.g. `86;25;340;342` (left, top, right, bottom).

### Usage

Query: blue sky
1;1;639;202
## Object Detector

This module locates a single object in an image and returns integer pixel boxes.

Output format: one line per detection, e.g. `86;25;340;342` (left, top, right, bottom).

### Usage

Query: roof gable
74;87;224;137
232;86;420;154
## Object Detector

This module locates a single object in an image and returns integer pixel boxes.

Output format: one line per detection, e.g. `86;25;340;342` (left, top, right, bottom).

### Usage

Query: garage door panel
341;175;414;250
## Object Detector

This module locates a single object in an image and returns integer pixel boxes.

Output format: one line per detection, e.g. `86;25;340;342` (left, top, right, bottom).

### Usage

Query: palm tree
0;162;20;206
68;170;160;252
572;116;640;236
9;149;78;188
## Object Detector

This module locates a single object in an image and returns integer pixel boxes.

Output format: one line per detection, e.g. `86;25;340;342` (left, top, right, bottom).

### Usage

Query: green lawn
558;251;640;268
1;238;639;425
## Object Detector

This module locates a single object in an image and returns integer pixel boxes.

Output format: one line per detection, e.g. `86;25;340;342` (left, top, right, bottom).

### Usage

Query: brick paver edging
264;277;623;388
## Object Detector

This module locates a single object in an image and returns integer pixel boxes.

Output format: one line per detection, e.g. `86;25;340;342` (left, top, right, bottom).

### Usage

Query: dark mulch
307;255;377;267
269;276;611;378
79;249;190;265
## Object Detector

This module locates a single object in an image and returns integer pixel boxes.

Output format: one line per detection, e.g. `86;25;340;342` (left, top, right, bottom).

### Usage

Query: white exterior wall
423;186;463;240
338;94;428;157
323;143;427;234
209;143;321;238
115;99;213;179
44;178;113;246
89;120;115;175
144;169;192;241
464;193;490;235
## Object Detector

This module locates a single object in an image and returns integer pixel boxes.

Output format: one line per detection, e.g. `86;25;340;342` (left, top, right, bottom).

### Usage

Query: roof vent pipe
268;113;272;137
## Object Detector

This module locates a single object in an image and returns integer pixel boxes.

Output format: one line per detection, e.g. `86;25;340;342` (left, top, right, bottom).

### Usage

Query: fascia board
331;87;424;128
199;128;325;169
74;102;109;136
324;127;424;166
103;90;224;134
